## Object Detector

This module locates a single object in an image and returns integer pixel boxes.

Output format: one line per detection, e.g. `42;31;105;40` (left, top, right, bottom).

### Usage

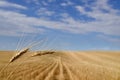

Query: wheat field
0;51;120;80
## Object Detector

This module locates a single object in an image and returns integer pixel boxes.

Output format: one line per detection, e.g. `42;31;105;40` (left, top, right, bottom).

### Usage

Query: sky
0;0;120;51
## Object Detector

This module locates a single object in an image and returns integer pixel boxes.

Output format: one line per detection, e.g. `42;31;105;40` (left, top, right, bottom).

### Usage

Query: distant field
0;51;120;80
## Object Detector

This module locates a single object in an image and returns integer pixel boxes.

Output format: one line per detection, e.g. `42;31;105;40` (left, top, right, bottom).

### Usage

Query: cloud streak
0;0;27;10
0;0;120;38
75;0;120;36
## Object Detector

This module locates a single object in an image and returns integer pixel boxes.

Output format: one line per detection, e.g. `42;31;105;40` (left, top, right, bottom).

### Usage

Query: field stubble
0;51;120;80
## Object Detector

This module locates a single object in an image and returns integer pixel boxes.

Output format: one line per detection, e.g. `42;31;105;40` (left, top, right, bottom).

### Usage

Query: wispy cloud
36;8;55;16
0;0;120;38
61;1;74;6
0;9;44;36
0;0;120;50
0;0;27;10
74;0;120;36
42;1;48;6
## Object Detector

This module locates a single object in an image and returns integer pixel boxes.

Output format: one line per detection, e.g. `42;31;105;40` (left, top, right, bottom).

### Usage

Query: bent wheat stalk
6;38;47;80
9;48;29;63
31;51;55;57
0;39;45;78
0;48;30;78
9;38;46;63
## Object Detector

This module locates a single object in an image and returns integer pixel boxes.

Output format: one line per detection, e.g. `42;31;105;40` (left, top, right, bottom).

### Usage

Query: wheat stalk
9;38;46;63
9;48;29;63
31;51;55;57
6;38;47;79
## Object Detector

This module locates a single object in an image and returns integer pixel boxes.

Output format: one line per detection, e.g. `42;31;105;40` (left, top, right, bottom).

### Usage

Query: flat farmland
0;51;120;80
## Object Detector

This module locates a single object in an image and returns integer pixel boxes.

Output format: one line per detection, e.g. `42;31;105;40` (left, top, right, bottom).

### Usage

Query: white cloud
61;3;68;6
61;1;74;6
67;1;74;5
0;1;27;10
37;8;55;16
74;0;120;36
0;7;120;37
26;0;40;5
48;0;56;3
42;1;48;6
0;9;78;36
0;9;44;36
0;0;120;38
60;13;69;18
75;6;86;13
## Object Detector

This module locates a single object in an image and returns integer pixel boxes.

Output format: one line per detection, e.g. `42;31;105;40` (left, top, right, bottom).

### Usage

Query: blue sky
0;0;120;50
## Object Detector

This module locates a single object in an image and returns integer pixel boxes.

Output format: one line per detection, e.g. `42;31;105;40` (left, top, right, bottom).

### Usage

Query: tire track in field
30;62;53;79
58;57;64;80
35;60;57;80
62;63;74;80
16;62;53;80
44;59;59;80
8;59;54;80
30;61;55;80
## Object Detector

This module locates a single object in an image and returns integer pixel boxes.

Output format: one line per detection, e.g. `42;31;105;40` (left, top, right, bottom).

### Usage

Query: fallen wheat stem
9;38;46;63
31;51;55;57
9;48;29;63
6;38;47;79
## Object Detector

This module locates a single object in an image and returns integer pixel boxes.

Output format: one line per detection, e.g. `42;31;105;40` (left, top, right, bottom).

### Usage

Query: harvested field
0;51;120;80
